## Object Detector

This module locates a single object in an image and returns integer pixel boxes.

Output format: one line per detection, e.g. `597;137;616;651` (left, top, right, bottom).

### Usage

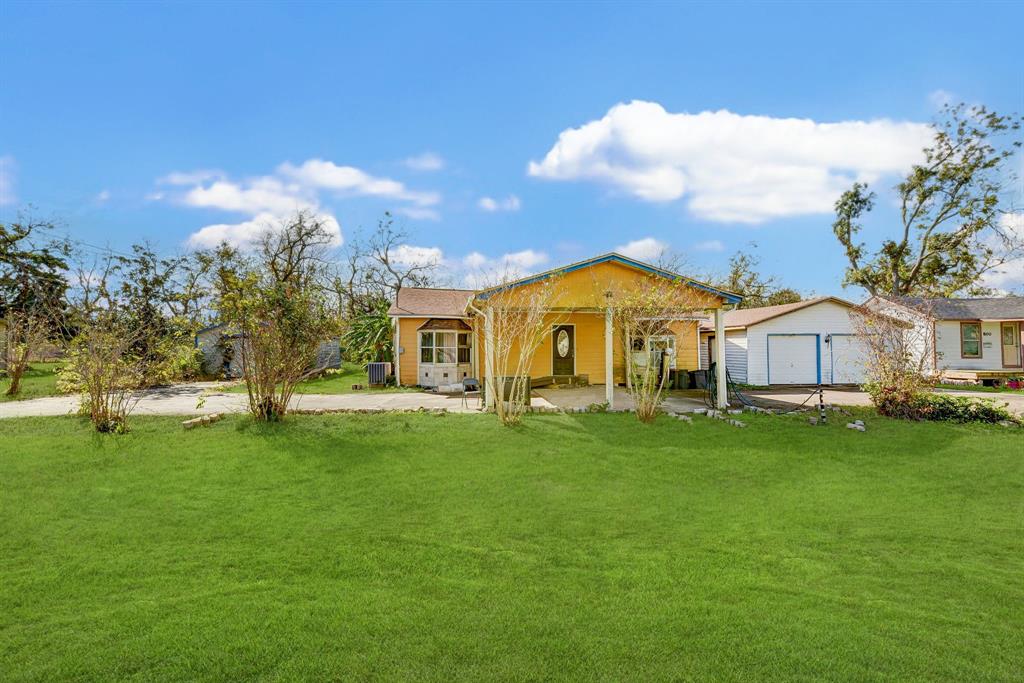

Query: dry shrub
613;276;703;423
474;273;564;426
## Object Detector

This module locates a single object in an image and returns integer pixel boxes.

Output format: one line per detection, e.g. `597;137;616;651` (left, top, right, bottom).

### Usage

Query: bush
865;382;1018;424
916;393;1018;424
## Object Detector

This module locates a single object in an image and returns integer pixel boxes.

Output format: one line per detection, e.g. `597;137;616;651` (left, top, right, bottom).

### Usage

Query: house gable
475;253;739;309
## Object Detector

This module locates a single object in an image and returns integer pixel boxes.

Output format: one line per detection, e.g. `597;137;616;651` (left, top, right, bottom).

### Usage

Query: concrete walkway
533;385;709;413
0;382;484;419
5;382;1020;418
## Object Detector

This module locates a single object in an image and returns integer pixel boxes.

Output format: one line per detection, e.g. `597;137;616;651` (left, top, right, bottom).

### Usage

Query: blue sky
2;1;1022;295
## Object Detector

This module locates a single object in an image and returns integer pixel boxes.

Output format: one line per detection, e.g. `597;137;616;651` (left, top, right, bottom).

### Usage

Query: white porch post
714;307;728;408
484;309;495;409
605;305;614;408
392;318;401;387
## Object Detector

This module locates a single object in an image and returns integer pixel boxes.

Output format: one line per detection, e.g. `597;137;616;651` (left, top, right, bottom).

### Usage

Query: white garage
700;297;869;386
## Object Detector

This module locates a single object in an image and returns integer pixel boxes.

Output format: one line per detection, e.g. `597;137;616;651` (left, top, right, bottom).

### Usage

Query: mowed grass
1;412;1022;681
225;362;415;395
0;362;62;402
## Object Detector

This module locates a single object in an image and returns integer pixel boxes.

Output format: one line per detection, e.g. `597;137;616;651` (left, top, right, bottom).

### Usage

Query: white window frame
419;330;472;366
631;334;677;369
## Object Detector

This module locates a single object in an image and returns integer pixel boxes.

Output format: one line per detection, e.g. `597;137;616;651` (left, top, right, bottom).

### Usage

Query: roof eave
473;252;743;304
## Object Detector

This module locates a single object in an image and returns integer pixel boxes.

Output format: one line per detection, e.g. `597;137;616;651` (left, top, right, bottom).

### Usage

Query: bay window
420;330;472;364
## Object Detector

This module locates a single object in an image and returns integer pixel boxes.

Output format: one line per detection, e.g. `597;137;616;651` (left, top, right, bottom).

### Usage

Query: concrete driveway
746;387;1024;415
0;382;482;419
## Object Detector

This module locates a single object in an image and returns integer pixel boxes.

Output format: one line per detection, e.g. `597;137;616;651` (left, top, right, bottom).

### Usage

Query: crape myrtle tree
216;210;341;421
0;217;70;396
473;270;565;426
58;253;156;433
833;103;1023;297
849;302;937;420
613;275;705;423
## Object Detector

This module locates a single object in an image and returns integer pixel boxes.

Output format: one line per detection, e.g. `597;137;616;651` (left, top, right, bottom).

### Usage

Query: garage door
829;334;867;385
767;334;820;385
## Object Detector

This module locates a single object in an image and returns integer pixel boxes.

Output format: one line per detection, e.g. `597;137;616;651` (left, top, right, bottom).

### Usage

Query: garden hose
704;362;823;415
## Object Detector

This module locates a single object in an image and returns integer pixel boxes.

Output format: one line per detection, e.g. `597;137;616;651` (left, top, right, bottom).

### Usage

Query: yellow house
387;253;741;408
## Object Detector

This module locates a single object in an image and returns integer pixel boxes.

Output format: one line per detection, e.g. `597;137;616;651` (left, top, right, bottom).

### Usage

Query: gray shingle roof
894;296;1024;320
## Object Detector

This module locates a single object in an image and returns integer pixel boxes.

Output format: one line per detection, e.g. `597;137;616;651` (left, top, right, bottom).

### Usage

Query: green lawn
225;361;415;394
2;413;1022;681
0;362;62;402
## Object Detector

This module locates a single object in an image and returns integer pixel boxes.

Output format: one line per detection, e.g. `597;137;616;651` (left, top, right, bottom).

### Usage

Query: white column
392;318;401;386
714;307;728;408
484;309;495;409
605;306;614;408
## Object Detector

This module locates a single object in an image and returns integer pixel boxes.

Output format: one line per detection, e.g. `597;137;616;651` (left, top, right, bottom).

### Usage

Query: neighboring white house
867;296;1024;384
699;297;870;386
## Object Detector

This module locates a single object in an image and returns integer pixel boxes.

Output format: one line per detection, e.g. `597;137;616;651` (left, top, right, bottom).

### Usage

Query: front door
1002;322;1021;367
552;325;575;375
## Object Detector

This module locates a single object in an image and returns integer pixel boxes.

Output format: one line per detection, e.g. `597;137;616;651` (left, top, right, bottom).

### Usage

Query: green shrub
866;381;1018;424
916;393;1017;424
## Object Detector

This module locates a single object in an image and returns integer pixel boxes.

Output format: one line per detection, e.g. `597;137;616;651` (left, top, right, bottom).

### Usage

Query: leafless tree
850;302;936;419
612;276;705;422
473;269;565;426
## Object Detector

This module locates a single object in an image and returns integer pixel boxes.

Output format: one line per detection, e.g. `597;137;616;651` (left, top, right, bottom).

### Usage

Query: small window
961;323;981;358
457;333;472;364
435;332;457;364
420;332;434;363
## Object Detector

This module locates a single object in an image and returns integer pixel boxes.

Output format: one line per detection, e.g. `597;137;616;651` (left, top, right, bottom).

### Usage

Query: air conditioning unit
367;362;392;386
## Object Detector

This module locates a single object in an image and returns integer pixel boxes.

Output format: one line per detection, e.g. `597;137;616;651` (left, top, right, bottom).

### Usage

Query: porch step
533;375;590;388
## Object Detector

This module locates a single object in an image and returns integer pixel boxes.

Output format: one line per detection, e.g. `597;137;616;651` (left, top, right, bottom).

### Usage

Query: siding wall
391;312;704;387
866;300;935;374
197;328;339;378
935;320;1013;372
745;301;864;386
702;330;748;383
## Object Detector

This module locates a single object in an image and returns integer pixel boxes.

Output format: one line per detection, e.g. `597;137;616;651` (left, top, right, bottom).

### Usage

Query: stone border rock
182;413;224;429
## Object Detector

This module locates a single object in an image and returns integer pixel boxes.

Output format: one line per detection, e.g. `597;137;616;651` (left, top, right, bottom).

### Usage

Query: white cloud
528;100;933;224
928;89;955;110
95;189;111;203
186;212;342;250
159;158;441;248
402;152;445;172
981;212;1024;292
395;207;441;221
159;169;224;185
692;239;725;252
0;155;16;206
478;195;522;212
389;244;443;267
184;177;312;216
278;159;439;206
614;237;668;261
460;248;548;287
